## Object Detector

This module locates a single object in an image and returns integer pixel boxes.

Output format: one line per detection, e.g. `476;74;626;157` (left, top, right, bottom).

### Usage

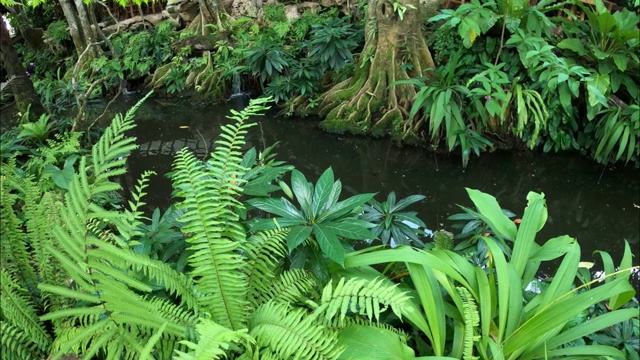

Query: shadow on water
108;95;639;270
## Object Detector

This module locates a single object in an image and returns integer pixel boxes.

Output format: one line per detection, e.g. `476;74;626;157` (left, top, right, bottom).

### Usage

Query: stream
105;94;639;269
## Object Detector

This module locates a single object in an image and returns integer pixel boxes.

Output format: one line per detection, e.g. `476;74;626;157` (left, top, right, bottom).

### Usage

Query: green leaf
291;169;313;215
587;73;610;107
323;221;374;240
337;325;415;359
529;235;575;262
248;197;304;220
312;168;335;217
286;225;313;252
557;38;587;56
320;193;376;222
465;188;517;240
612;53;628;71
313;224;344;266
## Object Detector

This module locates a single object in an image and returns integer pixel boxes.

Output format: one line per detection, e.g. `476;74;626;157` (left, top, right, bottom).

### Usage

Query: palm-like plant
248;168;376;271
361;192;428;248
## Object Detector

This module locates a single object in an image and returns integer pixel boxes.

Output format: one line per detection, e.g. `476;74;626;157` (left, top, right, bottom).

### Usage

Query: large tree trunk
0;17;46;121
73;0;101;58
197;0;223;34
316;0;435;143
59;0;89;57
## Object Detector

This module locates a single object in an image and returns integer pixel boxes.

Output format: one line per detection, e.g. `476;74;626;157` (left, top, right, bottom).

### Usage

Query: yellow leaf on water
179;125;189;129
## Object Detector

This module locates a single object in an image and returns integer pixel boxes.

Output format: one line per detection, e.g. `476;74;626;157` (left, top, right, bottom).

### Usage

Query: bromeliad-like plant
361;191;428;248
343;188;639;359
248;168;376;276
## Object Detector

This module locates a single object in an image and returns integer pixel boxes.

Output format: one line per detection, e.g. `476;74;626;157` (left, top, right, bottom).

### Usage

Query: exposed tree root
315;0;434;143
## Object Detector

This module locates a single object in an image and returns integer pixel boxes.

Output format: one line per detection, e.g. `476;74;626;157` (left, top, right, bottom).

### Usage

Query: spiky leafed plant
2;95;420;359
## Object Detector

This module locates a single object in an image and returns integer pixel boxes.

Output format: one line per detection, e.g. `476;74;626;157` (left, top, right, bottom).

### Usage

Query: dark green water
109;95;639;268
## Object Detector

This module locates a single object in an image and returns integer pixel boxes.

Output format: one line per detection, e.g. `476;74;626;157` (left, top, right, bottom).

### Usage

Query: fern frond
253;269;317;306
91;239;201;311
0;269;51;353
0;174;38;294
316;277;412;326
170;98;271;330
250;301;344;360
117;170;155;243
458;286;480;360
171;148;249;330
174;318;253;360
244;228;316;306
0;321;46;360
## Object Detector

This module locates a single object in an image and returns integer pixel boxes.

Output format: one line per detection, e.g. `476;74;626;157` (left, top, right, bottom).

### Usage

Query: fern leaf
244;228;316;306
458;286;480;360
0;321;46;360
171;148;249;330
250;301;344;360
253;269;317;306
316;277;412;326
170;98;271;330
0;269;51;353
174;318;253;360
0;175;38;294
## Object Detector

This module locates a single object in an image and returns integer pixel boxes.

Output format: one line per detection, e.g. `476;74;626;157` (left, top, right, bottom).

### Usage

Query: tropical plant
248;167;376;279
1;95;419;359
307;17;361;72
343;188;639;358
396;50;492;166
18;113;54;143
361;192;428;248
242;37;291;84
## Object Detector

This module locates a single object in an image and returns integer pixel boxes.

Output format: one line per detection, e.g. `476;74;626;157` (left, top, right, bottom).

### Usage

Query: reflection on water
108;95;639;267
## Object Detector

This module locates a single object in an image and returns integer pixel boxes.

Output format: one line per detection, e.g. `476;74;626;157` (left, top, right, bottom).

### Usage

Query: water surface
109;95;640;267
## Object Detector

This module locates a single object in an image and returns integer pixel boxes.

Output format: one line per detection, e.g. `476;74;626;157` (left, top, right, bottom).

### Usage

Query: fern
174;318;253;360
255;269;317;306
0;269;51;356
170;97;271;330
458;286;480;360
250;300;344;360
316;277;412;326
0;321;46;360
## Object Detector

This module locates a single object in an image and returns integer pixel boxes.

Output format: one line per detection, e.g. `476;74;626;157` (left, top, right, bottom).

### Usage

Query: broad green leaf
586;73;610;107
505;280;633;357
291;169;313;215
557;38;587;56
529;235;575;262
544;345;626;358
465;188;517;240
312;168;335;218
511;192;547;277
337;325;415;359
406;262;446;356
323;221;374;240
286;225;313;252
314;224;344;266
248;197;304;220
541;308;639;352
320;193;376;222
392;194;426;212
608;241;636;309
612;53;628;71
250;217;307;231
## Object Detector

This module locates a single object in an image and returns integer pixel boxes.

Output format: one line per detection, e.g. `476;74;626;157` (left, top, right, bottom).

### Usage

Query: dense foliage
2;0;638;166
1;97;638;359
